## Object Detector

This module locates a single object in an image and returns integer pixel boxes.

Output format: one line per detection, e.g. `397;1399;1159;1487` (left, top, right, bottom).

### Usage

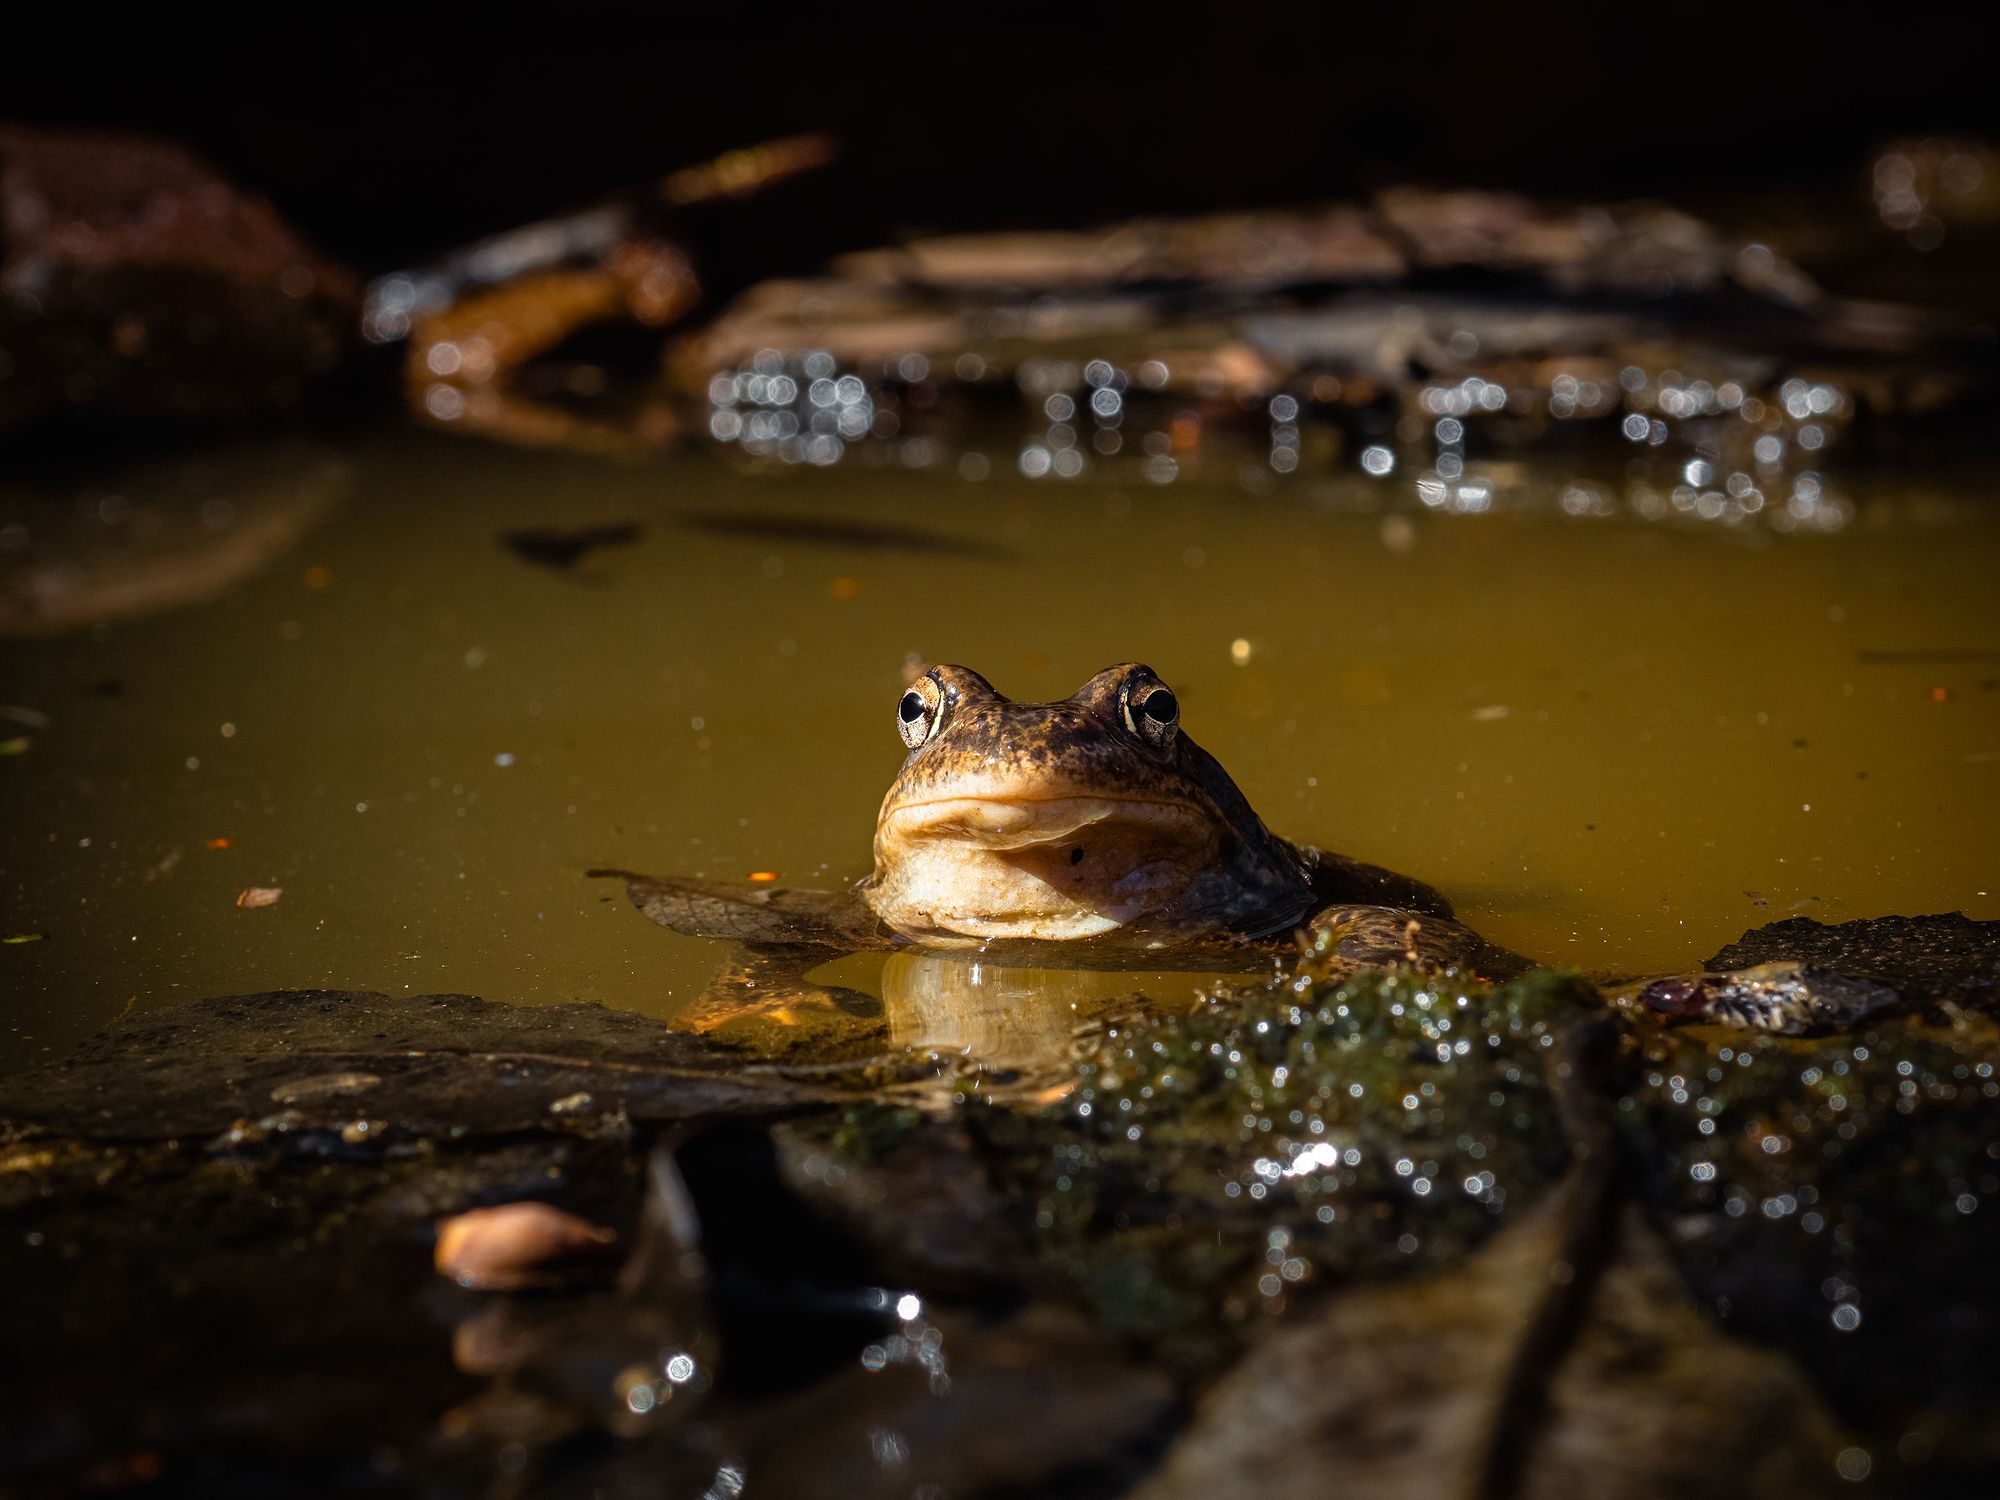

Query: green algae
1025;968;1586;1343
827;1101;927;1163
807;966;1594;1361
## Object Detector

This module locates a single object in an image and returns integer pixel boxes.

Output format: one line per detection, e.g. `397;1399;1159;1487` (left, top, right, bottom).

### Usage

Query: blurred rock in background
0;127;358;433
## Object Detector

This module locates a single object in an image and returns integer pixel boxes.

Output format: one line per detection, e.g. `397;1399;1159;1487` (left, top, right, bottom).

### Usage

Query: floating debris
235;886;283;910
673;510;1007;559
3;932;46;944
268;1071;381;1104
501;522;642;570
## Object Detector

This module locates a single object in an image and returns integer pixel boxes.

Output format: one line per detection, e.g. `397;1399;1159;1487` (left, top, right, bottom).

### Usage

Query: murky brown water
3;429;1996;1072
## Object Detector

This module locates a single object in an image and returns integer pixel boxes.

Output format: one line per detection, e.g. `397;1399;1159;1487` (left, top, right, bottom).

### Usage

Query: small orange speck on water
303;565;332;589
1930;686;1951;701
748;870;780;882
206;837;233;850
1023;649;1052;671
830;577;861;600
1170;415;1201;451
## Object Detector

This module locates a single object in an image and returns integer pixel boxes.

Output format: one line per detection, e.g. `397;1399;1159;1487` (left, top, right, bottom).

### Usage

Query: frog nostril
1070;846;1085;865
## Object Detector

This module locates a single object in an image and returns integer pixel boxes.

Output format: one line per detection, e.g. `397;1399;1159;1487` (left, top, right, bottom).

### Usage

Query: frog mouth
882;793;1209;851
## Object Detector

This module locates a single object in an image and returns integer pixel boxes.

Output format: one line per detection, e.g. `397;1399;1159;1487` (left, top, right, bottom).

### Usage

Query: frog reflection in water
595;662;1522;1057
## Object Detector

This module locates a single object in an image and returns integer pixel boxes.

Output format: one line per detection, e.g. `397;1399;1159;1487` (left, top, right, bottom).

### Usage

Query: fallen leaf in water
3;932;46;944
206;837;233;850
435;1202;620;1290
747;870;780;882
302;565;332;589
0;736;30;755
235;886;283;909
829;576;861;600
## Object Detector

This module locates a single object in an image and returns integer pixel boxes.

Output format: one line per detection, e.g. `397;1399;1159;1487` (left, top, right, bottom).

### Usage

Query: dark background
6;3;1992;270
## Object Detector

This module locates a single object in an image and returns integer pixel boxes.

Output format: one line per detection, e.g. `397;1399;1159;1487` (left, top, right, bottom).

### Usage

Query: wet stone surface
667;188;1997;504
1702;911;2000;1011
3;918;1998;1494
0;127;357;433
1627;1012;2000;1470
0;987;849;1146
780;969;1585;1369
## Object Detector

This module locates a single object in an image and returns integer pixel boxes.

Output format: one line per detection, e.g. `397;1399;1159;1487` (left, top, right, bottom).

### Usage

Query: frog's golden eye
1122;679;1180;750
897;676;944;749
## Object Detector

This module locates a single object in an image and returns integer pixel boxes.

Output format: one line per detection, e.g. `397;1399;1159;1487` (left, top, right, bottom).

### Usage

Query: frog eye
897;677;944;749
1122;680;1180;750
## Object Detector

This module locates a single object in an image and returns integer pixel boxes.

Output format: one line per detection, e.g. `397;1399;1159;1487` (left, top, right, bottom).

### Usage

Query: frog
592;661;1525;1042
596;662;2000;1052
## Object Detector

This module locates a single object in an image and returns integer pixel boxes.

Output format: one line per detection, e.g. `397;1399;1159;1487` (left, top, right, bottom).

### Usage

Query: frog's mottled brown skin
861;662;1446;946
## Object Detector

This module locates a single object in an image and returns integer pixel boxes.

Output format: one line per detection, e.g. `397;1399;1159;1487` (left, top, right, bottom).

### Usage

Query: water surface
3;430;1996;1072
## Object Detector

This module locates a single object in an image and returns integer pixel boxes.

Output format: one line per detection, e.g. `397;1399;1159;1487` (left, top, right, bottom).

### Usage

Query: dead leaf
435;1202;619;1291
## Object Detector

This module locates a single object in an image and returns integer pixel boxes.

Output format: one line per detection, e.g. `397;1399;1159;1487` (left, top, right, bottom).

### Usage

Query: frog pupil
899;691;927;724
1141;688;1177;723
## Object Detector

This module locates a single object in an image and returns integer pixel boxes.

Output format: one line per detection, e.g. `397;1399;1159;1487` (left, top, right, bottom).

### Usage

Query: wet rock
9;944;1995;1493
681;186;1945;411
730;1302;1175;1500
0;1066;715;1490
1636;912;2000;1034
1702;912;2000;1013
1638;963;1904;1034
774;1108;1031;1294
829;203;1407;291
0;987;847;1148
0;1132;649;1488
1132;1202;1844;1500
1625;1009;2000;1470
824;191;1814;307
676;188;1992;490
779;969;1588;1362
0;126;357;432
1374;188;1819;305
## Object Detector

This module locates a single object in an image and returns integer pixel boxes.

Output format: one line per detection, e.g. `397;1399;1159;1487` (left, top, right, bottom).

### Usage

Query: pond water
3;429;1997;1073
